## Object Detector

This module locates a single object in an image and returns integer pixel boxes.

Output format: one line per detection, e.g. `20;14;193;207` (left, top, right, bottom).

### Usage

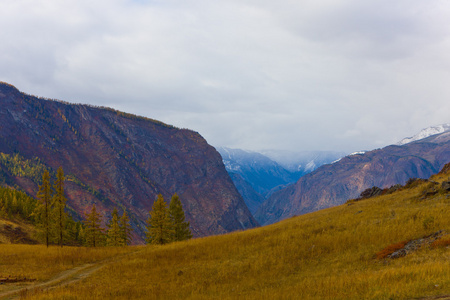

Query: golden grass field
1;171;449;299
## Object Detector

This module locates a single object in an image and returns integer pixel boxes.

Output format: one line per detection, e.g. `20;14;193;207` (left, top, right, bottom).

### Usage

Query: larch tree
36;169;52;247
119;210;133;246
53;167;67;247
84;204;103;247
169;193;192;242
146;194;173;245
107;208;121;246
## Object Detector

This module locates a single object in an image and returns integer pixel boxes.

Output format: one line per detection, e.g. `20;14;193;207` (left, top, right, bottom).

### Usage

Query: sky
1;0;450;153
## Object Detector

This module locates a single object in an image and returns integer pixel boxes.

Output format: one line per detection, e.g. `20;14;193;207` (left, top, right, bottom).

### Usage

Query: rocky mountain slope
217;147;344;215
261;150;346;173
226;172;265;215
256;130;450;225
397;123;450;145
0;82;258;241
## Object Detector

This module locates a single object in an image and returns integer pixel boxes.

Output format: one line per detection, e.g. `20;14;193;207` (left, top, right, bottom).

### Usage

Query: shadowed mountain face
217;147;344;215
256;132;450;225
0;82;258;242
227;173;264;215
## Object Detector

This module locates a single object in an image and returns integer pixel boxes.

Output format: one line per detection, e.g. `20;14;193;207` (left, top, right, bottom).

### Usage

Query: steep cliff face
0;82;258;241
256;132;450;225
227;172;264;215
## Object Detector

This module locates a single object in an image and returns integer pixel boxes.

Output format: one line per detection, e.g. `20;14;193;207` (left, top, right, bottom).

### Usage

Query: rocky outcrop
256;132;450;225
0;82;258;242
388;231;447;259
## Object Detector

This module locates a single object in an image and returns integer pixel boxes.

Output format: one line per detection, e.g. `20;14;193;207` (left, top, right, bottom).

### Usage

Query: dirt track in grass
0;249;141;299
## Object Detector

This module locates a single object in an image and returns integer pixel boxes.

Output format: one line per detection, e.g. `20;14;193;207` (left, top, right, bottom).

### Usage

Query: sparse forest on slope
0;82;257;242
2;163;450;299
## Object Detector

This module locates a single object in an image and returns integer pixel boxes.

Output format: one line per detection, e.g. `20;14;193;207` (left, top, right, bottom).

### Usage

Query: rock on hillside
256;131;450;225
0;82;258;241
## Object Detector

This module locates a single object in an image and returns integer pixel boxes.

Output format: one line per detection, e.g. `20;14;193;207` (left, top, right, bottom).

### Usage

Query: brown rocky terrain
256;131;450;225
0;82;258;242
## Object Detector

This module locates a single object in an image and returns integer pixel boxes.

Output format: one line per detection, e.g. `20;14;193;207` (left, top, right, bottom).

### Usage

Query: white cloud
1;0;450;152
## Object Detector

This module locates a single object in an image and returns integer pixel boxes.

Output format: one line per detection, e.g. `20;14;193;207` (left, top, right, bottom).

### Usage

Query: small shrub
438;162;450;175
404;178;427;189
422;217;435;230
419;182;439;198
358;186;383;200
383;184;403;195
431;237;450;249
375;240;409;260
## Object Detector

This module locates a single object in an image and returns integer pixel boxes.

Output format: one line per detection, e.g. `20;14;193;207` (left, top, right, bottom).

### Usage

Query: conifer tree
0;200;5;217
11;194;18;215
78;225;86;245
169;193;192;242
146;194;173;245
53;167;67;247
107;208;121;246
64;217;77;246
84;204;103;247
119;210;133;246
36;169;52;247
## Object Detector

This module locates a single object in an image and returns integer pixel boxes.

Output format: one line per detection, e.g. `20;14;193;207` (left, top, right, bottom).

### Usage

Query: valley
217;147;344;215
1;81;449;299
2;1;450;298
1;163;450;299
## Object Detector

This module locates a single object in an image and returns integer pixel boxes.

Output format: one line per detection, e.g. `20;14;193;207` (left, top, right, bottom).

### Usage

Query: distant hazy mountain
261;150;347;173
227;173;265;215
217;147;297;197
256;129;450;225
217;147;345;214
397;123;450;145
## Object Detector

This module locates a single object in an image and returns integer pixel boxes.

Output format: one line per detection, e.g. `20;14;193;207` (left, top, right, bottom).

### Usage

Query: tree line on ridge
1;166;192;246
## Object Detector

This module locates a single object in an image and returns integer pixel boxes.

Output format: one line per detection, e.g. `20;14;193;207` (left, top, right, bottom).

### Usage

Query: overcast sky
1;0;450;153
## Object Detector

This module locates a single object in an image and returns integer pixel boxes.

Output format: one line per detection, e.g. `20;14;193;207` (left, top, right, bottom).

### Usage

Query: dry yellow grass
0;218;37;244
0;244;136;294
4;174;450;299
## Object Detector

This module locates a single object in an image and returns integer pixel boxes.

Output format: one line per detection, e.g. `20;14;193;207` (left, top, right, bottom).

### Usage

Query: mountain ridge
256;129;450;225
217;146;345;215
397;123;450;145
0;82;258;242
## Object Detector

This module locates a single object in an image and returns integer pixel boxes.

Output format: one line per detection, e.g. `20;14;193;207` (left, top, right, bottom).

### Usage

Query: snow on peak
305;160;316;172
397;123;450;145
350;151;366;156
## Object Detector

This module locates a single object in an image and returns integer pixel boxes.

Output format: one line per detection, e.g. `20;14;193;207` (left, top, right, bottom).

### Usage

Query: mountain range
0;82;258;242
2;80;449;241
255;126;450;225
217;147;344;214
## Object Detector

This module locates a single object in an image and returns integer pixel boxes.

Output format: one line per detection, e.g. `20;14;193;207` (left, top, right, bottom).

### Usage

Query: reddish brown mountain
256;131;450;225
0;82;258;242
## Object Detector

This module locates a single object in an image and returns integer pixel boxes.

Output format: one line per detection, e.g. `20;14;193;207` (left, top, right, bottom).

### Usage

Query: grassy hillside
2;167;450;299
0;218;38;244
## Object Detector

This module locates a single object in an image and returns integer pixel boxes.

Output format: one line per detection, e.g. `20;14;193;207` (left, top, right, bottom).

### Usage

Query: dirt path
414;296;450;300
0;249;142;299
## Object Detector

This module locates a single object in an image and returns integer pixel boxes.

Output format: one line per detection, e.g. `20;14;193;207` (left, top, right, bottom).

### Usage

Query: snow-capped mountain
257;128;450;226
261;150;346;173
217;147;298;197
397;123;450;145
217;147;345;215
